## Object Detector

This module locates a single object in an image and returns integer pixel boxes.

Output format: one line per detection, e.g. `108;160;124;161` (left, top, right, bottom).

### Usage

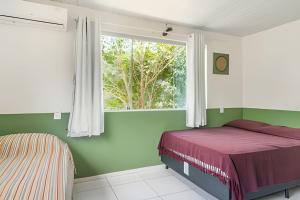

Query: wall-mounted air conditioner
0;0;68;31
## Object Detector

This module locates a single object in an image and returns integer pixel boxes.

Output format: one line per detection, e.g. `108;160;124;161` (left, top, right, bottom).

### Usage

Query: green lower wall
2;108;298;178
0;108;242;178
243;108;300;128
206;108;242;128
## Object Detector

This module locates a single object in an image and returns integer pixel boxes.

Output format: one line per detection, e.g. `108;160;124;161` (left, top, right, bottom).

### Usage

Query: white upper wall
0;1;243;114
242;19;300;111
0;23;74;114
206;32;242;109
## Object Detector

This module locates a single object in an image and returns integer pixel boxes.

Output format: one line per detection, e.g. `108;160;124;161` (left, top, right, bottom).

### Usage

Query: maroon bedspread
158;120;300;200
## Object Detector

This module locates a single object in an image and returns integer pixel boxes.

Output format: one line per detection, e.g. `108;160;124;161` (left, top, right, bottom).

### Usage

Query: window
101;35;186;111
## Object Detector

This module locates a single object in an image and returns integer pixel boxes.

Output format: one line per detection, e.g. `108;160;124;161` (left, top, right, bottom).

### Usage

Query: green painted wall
0;108;242;178
206;108;242;128
3;107;298;178
243;108;300;128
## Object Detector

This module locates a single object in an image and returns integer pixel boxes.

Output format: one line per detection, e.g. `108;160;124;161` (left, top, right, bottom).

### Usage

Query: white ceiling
54;0;300;36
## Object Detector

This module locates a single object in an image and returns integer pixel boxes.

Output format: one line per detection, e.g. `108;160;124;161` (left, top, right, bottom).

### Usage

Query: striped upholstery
0;133;74;200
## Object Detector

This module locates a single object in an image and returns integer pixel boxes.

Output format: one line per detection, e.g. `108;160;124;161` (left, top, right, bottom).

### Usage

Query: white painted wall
242;19;300;111
206;32;242;109
0;23;74;114
0;1;243;114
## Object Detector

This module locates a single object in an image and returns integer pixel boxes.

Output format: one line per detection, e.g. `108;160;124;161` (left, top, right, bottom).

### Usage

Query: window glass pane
102;35;132;110
101;35;186;111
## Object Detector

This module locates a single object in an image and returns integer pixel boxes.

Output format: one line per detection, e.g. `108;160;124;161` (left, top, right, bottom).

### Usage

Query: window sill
104;108;186;113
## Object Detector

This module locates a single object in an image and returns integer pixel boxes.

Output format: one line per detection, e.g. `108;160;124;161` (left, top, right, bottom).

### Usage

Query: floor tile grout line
192;188;218;200
148;171;195;199
105;176;120;200
107;172;145;187
110;179;145;187
110;178;160;200
74;165;168;183
106;170;173;187
74;167;198;200
143;177;161;197
108;171;166;200
73;179;111;194
73;165;290;200
157;188;194;198
99;165;166;179
74;168;147;184
105;171;140;179
143;196;161;200
138;173;173;180
142;173;194;199
72;186;109;194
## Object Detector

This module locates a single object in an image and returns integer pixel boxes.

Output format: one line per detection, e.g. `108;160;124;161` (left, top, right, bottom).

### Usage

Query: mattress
158;120;300;200
0;133;74;200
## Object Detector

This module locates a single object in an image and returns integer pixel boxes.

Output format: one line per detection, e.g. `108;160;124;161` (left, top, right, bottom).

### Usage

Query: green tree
102;36;186;110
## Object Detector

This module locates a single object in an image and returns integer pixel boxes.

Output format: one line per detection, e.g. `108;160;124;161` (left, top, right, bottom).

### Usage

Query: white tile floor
73;165;300;200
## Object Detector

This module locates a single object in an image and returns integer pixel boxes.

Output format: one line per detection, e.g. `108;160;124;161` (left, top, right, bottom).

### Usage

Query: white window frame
102;31;186;46
101;32;188;112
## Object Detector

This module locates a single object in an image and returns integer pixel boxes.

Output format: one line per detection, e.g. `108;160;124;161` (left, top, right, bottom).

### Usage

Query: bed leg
285;189;290;199
165;165;169;169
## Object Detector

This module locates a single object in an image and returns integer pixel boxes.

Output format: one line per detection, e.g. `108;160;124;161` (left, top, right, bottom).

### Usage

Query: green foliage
102;35;186;110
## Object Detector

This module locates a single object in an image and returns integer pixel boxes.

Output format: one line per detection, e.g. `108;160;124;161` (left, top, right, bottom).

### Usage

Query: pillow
224;119;270;132
225;120;300;140
258;126;300;140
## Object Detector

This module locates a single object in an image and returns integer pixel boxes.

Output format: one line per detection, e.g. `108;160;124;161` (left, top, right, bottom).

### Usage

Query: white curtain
186;31;207;127
68;16;104;137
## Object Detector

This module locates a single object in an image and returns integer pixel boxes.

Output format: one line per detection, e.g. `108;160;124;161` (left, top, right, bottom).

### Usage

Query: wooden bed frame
161;154;300;200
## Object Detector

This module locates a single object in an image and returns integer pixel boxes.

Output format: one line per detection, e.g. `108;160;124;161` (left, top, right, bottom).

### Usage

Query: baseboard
74;164;165;183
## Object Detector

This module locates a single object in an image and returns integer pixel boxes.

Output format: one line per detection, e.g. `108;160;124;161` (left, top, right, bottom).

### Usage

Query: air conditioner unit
0;0;68;31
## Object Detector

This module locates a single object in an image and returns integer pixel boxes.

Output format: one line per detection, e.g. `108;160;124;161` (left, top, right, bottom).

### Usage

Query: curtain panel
68;16;104;137
186;31;207;127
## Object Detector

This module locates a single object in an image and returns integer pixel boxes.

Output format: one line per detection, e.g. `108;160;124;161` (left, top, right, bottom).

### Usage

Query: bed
0;133;74;200
158;120;300;200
